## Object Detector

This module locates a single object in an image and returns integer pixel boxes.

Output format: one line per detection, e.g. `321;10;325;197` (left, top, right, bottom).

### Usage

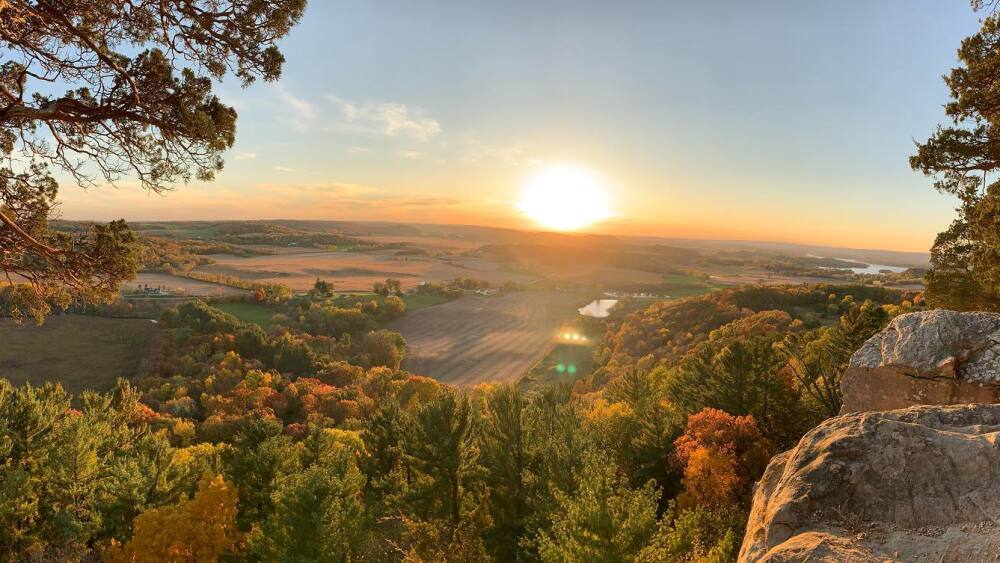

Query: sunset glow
518;165;611;231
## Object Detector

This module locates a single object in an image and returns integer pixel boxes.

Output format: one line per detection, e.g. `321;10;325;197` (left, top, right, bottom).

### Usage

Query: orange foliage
673;408;773;508
105;475;238;562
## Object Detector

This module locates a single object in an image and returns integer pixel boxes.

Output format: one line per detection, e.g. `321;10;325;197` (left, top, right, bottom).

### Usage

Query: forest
0;281;918;561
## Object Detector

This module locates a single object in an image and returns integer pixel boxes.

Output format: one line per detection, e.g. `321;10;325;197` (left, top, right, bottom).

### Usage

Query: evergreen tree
480;384;532;561
911;12;1000;309
403;389;479;525
249;458;367;562
222;416;302;529
536;450;659;563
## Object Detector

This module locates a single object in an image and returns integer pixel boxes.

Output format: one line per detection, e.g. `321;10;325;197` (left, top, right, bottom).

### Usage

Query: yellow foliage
104;475;238;563
585;399;634;422
323;428;367;456
171;420;196;445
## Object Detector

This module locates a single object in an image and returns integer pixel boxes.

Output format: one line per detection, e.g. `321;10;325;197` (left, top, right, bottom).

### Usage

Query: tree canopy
0;1;306;321
911;13;1000;309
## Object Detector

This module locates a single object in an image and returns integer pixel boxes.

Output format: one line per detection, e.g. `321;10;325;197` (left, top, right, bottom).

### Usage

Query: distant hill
626;236;930;269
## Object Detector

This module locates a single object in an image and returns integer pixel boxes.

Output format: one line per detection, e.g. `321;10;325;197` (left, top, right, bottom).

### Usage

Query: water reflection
578;299;618;318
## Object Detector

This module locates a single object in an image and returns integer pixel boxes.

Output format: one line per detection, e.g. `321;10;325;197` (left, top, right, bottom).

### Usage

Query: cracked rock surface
841;310;1000;413
739;404;1000;562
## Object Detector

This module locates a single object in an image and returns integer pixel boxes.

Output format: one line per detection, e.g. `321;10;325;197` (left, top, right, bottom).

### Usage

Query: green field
213;302;278;327
660;273;711;286
402;293;451;310
330;292;451;312
662;286;720;299
0;315;156;395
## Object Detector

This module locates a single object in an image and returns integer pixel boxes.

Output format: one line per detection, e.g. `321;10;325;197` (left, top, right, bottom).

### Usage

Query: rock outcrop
739;404;1000;562
840;310;1000;413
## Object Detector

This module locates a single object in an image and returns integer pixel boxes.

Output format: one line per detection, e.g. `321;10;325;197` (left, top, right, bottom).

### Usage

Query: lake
831;258;908;275
579;299;619;318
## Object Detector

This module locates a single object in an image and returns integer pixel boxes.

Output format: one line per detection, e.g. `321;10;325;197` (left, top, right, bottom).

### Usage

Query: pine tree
536;450;659;563
249;456;367;562
403;389;479;525
480;384;531;561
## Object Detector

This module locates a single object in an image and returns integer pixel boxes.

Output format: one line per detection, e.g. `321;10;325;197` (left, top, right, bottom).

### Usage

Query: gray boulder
840;310;1000;413
739;404;1000;562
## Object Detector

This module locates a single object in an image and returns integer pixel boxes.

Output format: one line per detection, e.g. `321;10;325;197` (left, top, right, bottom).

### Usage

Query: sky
59;0;986;252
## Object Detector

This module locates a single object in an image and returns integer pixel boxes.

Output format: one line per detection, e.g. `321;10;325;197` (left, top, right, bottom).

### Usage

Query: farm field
0;315;157;395
123;272;247;296
387;291;584;385
195;247;536;292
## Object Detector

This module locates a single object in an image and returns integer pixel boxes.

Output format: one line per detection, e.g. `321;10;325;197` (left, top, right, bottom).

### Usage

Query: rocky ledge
841;310;1000;413
739;404;1000;562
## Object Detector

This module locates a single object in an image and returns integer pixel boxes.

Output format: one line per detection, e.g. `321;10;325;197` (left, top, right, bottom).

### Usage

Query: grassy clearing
661;273;711;286
0;315;156;395
662;286;720;299
402;293;451;310
519;342;594;392
213;302;277;327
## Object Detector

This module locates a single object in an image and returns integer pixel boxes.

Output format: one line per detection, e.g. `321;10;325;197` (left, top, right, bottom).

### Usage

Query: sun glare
519;165;612;231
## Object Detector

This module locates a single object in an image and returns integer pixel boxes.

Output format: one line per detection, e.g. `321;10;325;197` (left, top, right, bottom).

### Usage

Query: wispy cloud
271;83;316;131
347;146;371;155
273;166;305;173
399;150;424;160
326;95;441;141
459;137;532;166
233;152;258;161
275;83;315;117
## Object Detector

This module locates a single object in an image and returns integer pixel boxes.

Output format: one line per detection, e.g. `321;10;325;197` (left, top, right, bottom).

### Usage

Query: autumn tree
671;408;773;510
105;475;238;563
362;329;407;370
0;1;306;321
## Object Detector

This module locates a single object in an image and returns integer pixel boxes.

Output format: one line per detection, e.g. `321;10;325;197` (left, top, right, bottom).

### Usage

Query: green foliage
249;439;368;562
161;300;243;334
663;337;809;447
778;300;888;416
639;503;742;563
404;389;479;525
1;1;306;322
480;385;531;561
0;282;916;560
536;450;659;563
222;417;302;530
362;329;407;369
911;14;1000;309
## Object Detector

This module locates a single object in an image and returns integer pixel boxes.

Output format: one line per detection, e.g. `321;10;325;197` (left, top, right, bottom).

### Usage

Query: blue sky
62;0;984;251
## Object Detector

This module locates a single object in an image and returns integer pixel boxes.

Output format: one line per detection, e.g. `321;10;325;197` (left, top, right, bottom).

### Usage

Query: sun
518;164;612;231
